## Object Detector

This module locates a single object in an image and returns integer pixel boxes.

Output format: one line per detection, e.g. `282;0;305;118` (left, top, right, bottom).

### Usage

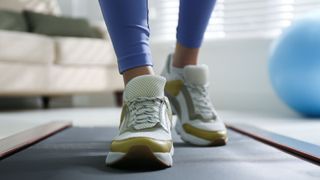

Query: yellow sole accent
111;137;172;153
107;145;172;168
183;124;227;142
165;80;184;97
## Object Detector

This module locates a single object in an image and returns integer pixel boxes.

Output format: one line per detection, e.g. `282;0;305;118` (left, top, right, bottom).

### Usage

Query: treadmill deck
0;127;319;180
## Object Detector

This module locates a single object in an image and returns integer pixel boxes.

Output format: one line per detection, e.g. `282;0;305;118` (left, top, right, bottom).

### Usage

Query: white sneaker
162;54;228;146
106;75;174;167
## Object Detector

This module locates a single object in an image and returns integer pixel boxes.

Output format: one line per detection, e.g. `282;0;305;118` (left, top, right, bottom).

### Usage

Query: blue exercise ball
269;12;320;117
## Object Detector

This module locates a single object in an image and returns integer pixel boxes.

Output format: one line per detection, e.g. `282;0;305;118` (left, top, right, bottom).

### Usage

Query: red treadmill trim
0;121;72;159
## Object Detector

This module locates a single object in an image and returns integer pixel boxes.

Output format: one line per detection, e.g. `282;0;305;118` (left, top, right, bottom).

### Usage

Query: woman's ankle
172;43;200;68
122;66;154;85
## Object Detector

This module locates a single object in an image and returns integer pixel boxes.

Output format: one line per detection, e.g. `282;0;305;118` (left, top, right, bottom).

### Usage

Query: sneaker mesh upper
124;75;166;102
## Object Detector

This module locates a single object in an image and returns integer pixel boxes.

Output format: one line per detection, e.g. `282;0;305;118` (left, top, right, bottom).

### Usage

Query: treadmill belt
0;127;319;180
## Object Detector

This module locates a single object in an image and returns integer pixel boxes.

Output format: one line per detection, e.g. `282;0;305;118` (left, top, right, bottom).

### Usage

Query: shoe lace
127;97;163;130
185;83;216;120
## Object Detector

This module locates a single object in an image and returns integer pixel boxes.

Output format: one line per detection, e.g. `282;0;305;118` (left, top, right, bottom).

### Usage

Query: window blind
149;0;320;40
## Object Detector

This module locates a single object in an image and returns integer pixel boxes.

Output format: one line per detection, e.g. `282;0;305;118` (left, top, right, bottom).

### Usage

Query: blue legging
99;0;216;73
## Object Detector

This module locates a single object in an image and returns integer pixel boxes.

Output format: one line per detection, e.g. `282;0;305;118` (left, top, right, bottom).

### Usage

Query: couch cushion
55;37;116;66
0;10;27;32
106;66;124;91
0;30;54;64
24;11;96;38
47;66;108;93
0;63;113;95
0;63;47;94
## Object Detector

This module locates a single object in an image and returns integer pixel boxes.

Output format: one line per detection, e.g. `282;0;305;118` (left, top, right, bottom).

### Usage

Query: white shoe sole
106;145;174;168
175;120;227;146
175;120;214;146
168;96;227;146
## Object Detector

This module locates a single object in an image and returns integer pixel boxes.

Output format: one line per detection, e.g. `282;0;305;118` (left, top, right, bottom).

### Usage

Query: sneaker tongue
124;75;166;101
183;65;209;85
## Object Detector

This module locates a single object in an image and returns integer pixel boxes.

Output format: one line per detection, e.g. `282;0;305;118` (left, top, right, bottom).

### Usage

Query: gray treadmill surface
0;127;319;180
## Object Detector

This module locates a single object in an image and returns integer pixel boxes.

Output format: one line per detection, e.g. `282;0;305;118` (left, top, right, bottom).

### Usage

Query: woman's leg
99;0;154;84
99;0;174;167
173;0;217;68
162;0;227;146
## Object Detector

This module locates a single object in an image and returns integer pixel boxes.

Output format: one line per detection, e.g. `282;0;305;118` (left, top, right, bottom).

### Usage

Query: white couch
0;0;123;107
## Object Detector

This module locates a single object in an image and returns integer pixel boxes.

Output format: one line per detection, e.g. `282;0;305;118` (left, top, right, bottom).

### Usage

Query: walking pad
0;124;319;180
